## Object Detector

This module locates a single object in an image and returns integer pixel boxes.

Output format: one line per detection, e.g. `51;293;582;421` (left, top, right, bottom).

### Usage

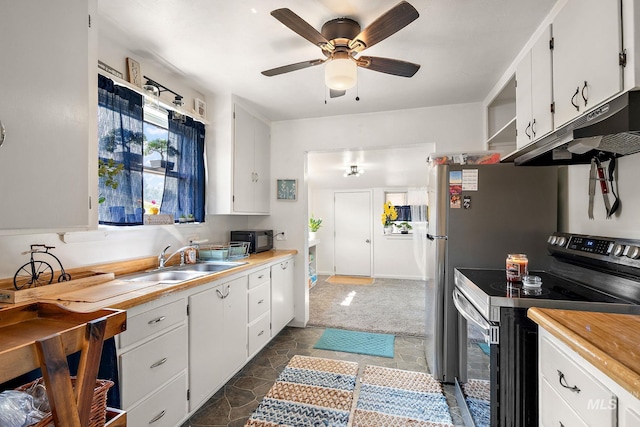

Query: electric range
453;232;640;427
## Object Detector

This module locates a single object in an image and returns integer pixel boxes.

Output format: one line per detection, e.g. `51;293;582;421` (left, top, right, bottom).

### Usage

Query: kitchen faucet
158;244;196;268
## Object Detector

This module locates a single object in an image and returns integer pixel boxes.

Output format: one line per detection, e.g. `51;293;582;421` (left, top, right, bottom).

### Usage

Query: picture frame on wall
277;179;297;201
126;57;141;87
195;98;206;119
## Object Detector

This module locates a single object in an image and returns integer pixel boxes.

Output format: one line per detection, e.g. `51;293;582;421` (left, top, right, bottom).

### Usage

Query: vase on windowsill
384;225;393;235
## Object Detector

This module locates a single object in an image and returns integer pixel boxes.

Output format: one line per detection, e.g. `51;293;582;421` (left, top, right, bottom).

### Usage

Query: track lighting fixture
142;76;183;106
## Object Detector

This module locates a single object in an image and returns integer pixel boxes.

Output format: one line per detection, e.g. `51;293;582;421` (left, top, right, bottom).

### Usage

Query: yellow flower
381;202;398;226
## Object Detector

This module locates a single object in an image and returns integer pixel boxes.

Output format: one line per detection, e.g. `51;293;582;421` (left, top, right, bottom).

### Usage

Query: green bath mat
314;328;395;358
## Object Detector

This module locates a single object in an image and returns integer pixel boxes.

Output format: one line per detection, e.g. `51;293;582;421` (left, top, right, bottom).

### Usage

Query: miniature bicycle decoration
13;244;71;290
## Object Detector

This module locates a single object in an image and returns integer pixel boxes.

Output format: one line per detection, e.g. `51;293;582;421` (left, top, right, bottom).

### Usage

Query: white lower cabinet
271;259;294;336
539;329;640;427
188;276;248;411
127;372;188;427
117;295;189;424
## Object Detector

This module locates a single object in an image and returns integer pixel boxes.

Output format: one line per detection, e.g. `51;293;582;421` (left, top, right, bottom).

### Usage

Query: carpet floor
309;275;426;337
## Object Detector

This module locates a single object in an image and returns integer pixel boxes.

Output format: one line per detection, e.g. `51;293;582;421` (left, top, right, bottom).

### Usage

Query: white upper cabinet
552;0;623;128
516;25;553;149
233;103;270;214
0;0;96;231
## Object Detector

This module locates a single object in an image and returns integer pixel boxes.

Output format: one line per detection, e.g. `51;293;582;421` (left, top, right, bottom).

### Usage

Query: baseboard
373;274;425;280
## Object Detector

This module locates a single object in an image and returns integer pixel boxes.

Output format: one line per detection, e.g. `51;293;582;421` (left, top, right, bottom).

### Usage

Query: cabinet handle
0;120;5;148
281;261;288;269
148;316;166;325
149;410;166;424
557;370;581;393
258;330;264;336
255;172;259;182
571;87;580;111
216;285;231;299
258;274;265;279
150;357;168;369
531;118;536;138
581;81;589;106
525;122;531;139
258;299;264;304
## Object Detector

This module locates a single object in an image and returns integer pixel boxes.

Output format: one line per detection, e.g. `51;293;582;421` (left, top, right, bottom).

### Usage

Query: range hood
504;90;640;166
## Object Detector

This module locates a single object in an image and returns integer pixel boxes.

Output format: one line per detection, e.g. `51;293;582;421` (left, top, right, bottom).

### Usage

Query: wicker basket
17;377;113;427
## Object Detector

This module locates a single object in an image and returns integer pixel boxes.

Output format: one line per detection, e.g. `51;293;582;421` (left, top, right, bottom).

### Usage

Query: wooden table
0;302;127;426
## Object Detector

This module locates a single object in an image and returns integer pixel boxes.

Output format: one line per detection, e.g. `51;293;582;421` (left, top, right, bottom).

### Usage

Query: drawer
127;371;187;427
540;377;589;427
248;267;270;289
248;312;271;356
248;282;270;323
120;324;188;408
119;298;186;349
540;336;616;427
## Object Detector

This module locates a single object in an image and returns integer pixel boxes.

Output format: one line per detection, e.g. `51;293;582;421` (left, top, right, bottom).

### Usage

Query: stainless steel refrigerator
425;162;558;382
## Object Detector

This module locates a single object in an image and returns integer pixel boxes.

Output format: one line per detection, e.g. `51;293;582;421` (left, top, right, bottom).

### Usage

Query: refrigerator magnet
463;195;471;209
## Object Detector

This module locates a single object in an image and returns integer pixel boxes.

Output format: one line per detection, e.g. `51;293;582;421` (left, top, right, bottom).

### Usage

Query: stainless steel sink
124;270;208;283
178;261;248;273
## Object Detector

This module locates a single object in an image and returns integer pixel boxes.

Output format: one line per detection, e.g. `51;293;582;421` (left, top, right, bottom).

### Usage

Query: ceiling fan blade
271;8;331;50
262;59;326;77
330;89;346;98
349;1;419;52
357;56;420;77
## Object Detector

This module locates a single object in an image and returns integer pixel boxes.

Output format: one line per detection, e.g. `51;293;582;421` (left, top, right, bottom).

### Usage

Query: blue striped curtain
98;74;144;225
161;112;206;222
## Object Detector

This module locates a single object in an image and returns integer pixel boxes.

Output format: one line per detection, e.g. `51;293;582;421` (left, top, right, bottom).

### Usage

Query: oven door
453;287;496;427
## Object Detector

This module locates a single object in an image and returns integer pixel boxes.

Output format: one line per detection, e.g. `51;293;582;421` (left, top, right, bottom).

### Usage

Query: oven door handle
453;288;491;332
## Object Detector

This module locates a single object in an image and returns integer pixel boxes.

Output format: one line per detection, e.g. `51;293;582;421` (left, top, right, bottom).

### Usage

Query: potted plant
179;214;195;223
309;215;322;240
98;158;124;204
396;221;413;234
145;138;179;170
381;202;398;234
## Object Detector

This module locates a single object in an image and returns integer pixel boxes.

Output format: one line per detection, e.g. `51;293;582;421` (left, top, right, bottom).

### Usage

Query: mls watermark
587;399;617;410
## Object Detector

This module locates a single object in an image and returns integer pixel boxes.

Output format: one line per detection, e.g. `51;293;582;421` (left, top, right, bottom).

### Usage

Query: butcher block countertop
0;250;297;313
528;307;640;398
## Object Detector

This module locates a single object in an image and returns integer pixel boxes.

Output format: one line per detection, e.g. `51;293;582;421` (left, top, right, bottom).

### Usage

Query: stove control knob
626;245;640;259
555;236;567;247
547;236;557;245
612;244;626;257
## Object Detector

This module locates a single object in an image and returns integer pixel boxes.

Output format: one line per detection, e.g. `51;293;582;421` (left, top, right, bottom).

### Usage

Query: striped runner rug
353;365;454;427
244;355;359;427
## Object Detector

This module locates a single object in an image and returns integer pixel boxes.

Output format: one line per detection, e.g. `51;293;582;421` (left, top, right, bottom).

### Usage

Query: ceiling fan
261;1;421;98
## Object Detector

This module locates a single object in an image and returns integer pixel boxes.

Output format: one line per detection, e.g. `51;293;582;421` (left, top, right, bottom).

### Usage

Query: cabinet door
233;104;255;213
223;276;248;375
0;0;94;229
515;51;533;149
530;25;553;141
188;284;225;410
253;117;270;214
553;0;622;128
271;259;295;335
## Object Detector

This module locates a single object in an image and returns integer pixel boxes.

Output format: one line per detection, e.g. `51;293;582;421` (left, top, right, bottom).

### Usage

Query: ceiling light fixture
143;76;183;106
325;55;357;91
344;165;364;177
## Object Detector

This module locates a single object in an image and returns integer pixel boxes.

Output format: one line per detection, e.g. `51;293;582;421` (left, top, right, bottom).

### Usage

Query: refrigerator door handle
427;233;447;241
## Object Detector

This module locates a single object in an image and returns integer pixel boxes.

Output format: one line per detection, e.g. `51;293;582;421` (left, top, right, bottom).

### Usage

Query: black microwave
230;230;273;253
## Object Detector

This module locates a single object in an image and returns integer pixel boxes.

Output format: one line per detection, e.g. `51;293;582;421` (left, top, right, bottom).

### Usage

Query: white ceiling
98;0;557;122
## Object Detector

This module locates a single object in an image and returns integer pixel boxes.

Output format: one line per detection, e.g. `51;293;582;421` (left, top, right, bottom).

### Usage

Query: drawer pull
258;274;265;279
150;357;168;369
149;410;166;424
257;299;264;304
148;316;166;325
557;370;581;393
258;330;264;336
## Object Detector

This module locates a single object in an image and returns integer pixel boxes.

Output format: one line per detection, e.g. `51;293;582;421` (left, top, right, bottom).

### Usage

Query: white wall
564;152;640;237
249;102;484;326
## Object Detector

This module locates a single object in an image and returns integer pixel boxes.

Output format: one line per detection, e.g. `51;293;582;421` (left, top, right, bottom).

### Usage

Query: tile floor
181;326;465;427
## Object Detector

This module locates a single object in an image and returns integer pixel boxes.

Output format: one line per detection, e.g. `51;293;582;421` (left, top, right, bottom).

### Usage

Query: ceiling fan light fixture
325;58;357;91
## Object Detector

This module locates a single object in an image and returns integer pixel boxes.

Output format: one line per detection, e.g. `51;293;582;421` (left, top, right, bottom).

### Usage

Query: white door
334;191;372;276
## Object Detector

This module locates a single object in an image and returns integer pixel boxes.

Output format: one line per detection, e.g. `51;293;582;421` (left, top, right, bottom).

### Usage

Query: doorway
334;190;372;276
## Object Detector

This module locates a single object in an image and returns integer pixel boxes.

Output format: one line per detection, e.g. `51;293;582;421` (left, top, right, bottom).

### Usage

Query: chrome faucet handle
158;245;172;268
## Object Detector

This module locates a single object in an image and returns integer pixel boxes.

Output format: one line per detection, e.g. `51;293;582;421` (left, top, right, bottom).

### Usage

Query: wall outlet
275;230;287;241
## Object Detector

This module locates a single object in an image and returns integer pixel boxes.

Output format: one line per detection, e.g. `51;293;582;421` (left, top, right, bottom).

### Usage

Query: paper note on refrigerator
462;169;478;191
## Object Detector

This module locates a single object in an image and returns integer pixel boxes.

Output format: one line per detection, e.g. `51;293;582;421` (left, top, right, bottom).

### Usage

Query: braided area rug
353;365;454;427
462;379;490;427
245;355;359;427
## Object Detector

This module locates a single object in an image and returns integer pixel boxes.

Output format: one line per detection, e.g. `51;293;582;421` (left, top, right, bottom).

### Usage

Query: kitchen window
97;74;205;225
385;191;413;234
